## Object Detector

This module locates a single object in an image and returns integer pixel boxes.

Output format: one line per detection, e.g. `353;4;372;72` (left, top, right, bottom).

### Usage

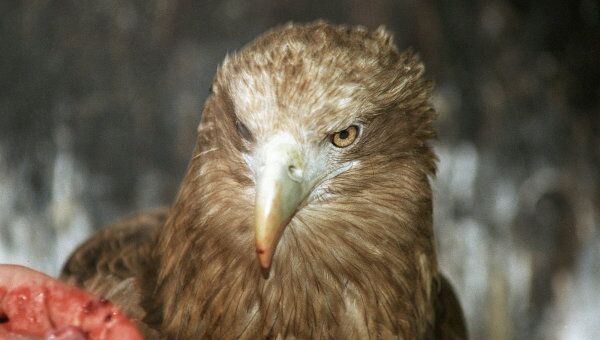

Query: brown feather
61;21;467;339
60;209;167;339
434;275;468;340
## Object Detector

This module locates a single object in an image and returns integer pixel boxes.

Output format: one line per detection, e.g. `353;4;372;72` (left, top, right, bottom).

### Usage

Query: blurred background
1;1;598;339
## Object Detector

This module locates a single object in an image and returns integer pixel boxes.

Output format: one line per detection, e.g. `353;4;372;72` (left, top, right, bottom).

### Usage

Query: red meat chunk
0;265;142;340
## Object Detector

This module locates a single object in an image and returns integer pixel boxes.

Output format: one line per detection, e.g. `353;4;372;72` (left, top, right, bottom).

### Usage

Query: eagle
61;21;467;339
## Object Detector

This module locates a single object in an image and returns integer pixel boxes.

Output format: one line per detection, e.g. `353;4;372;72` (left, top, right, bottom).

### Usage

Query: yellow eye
331;125;359;148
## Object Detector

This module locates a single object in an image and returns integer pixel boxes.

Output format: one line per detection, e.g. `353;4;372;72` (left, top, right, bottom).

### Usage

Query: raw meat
0;265;142;340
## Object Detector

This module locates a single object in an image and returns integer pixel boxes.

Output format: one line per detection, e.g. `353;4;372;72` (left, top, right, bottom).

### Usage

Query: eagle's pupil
339;130;349;139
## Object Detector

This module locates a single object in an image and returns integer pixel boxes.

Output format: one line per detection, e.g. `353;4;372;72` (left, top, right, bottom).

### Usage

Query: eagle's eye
331;125;359;148
236;120;253;142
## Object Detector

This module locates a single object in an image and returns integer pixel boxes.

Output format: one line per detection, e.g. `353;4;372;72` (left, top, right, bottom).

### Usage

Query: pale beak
254;137;308;269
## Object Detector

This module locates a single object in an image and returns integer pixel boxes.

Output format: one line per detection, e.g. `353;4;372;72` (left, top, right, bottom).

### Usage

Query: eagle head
203;21;436;270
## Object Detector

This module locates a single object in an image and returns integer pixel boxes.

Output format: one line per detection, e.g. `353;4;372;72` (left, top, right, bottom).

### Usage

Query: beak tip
256;248;272;269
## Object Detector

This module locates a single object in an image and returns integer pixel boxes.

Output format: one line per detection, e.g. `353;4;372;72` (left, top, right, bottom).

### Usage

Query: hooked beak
254;136;309;269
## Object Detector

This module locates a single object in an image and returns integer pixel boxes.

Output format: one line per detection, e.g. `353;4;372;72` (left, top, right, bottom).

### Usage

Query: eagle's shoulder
60;208;167;336
433;274;468;340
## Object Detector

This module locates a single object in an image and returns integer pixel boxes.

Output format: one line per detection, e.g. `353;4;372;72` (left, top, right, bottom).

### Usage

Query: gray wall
1;1;598;339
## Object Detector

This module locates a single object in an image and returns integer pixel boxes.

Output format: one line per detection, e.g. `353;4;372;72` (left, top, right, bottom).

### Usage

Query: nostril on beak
287;165;303;182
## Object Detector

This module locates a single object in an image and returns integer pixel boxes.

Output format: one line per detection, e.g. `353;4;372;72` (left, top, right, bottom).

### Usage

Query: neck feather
144;152;438;339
